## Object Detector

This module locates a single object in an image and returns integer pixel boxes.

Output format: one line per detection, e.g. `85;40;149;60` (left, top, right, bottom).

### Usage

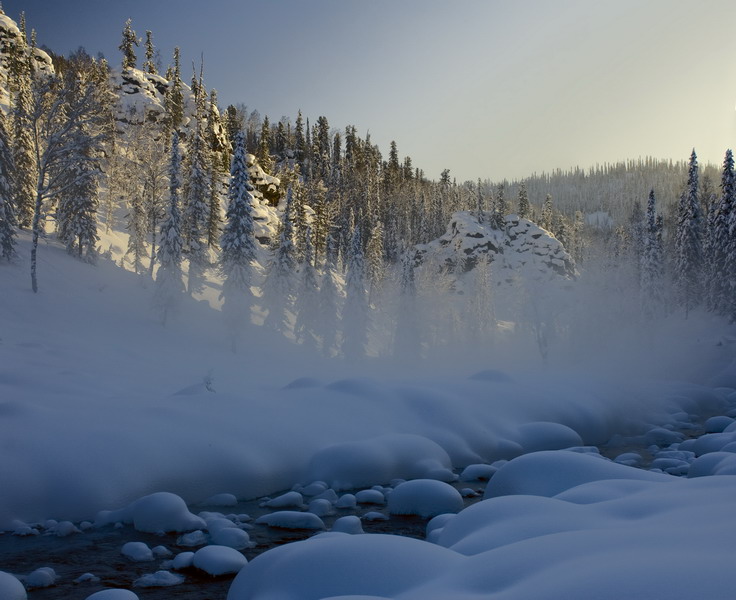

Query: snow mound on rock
85;590;140;600
255;511;325;530
415;211;576;281
483;450;669;499
303;433;456;491
388;480;463;517
0;571;26;600
193;545;247;576
96;492;207;533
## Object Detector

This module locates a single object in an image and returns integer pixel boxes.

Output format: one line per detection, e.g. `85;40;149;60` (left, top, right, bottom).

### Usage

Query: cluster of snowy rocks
4;393;736;599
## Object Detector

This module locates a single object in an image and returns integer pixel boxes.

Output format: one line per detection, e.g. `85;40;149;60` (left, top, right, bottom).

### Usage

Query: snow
331;516;364;534
227;458;736;600
192;545;248;576
121;541;154;562
210;526;252;550
97;492;206;533
483;450;669;499
171;551;195;569
255;511;326;530
85;591;139;600
0;571;26;600
133;570;184;587
2;189;736;600
303;433;457;491
25;566;57;588
261;491;304;509
387;480;464;517
201;493;238;506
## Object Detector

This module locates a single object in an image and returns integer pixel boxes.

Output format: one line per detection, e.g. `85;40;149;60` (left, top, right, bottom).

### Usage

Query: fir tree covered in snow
342;225;369;360
119;19;139;70
11;51;36;228
393;246;420;359
183;109;211;295
219;131;257;348
710;149;734;315
318;227;341;357
517;180;530;219
0;109;16;261
640;189;664;318
674;149;703;315
143;30;156;75
541;194;553;230
125;190;147;273
153;132;185;325
262;186;297;335
294;225;321;347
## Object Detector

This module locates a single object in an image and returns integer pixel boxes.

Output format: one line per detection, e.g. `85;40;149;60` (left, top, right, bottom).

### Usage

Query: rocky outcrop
415;211;577;282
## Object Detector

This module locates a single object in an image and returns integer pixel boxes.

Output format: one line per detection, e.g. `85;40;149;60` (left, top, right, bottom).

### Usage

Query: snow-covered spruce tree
206;89;224;248
262;186;297;335
119;19;139;70
674;149;703;315
494;182;507;227
0;109;16;261
153;132;185;325
219;131;257;350
143;30;156;75
293;183;309;261
183;113;211;296
27;63;109;292
517;180;529;219
475;179;485;223
318;228;341;357
393;246;420;359
341;226;369;360
711;149;734;315
164;47;184;133
124;192;147;273
541;194;553;230
56;149;100;262
294;225;321;347
365;218;385;303
11;52;36;228
640;190;664;318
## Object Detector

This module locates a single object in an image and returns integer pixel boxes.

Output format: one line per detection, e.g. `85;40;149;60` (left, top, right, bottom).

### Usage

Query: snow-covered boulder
415;211;576;281
387;480;464;518
121;541;154;562
302;433;456;491
133;570;184;588
483;450;669;500
0;571;26;600
255;511;325;530
192;545;247;576
96;491;207;533
85;591;139;600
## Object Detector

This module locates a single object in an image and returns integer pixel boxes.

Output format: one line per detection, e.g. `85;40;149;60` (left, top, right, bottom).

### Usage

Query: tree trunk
30;190;43;293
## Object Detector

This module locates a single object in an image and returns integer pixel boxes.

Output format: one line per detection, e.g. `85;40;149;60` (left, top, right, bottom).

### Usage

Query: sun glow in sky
7;0;736;182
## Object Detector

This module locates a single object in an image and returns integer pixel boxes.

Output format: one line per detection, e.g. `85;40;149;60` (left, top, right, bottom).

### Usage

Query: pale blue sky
6;0;736;182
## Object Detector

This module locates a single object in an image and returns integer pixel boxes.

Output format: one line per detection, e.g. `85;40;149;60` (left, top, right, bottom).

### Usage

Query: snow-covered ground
2;229;736;599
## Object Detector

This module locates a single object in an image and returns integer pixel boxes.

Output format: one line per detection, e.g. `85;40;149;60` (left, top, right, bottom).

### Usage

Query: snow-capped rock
415;211;576;282
0;12;54;113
